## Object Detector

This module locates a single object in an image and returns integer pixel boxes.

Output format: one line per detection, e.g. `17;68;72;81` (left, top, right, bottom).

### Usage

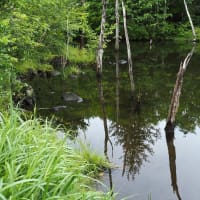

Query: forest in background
88;0;200;40
1;0;200;70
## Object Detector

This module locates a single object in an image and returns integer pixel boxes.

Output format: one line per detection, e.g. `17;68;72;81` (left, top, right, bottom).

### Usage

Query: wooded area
1;0;199;70
0;0;200;199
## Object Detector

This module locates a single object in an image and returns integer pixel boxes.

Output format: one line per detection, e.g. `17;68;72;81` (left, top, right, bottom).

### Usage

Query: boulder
62;92;83;103
21;96;36;110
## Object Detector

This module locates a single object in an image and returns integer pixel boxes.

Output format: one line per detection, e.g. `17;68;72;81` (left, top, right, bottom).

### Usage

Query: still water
29;42;200;200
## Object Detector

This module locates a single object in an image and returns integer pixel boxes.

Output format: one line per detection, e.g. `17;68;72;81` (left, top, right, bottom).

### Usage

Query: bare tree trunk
163;44;196;199
115;52;120;132
121;0;135;96
96;0;107;76
116;51;119;79
122;149;127;177
66;17;70;60
80;0;86;49
166;46;195;125
183;0;196;41
165;128;182;200
115;0;120;51
97;78;113;192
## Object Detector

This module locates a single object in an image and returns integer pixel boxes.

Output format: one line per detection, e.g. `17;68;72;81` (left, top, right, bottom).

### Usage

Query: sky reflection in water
29;42;200;199
78;118;200;200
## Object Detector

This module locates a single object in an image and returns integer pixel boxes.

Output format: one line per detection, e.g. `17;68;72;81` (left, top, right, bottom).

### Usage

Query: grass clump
63;65;83;78
0;110;113;200
67;46;95;65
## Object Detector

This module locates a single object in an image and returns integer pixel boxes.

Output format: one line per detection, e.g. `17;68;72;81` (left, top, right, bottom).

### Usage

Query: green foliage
1;0;199;71
0;69;12;112
175;24;200;41
16;59;53;73
63;65;82;78
0;110;113;200
67;46;95;65
0;0;97;69
86;0;173;40
75;142;112;175
86;0;200;41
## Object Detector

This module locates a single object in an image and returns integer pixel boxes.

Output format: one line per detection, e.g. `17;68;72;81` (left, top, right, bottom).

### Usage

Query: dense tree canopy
0;0;96;68
0;0;199;69
86;0;199;40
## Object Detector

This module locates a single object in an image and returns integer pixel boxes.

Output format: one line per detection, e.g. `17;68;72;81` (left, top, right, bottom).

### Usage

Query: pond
28;41;200;200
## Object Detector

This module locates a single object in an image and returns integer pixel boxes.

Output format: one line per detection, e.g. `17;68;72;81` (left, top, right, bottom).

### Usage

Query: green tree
0;0;96;69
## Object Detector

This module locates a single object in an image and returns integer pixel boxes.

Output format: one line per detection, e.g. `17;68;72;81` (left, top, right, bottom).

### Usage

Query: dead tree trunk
80;0;86;49
96;0;107;76
183;0;196;41
166;46;195;126
97;78;113;192
115;0;120;51
122;0;135;96
115;52;120;133
165;128;182;200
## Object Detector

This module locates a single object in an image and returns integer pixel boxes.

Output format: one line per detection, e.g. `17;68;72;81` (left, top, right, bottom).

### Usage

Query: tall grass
0;110;113;200
66;46;95;65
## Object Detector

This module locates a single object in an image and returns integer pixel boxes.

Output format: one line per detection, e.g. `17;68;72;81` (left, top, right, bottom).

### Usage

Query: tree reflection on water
110;115;160;180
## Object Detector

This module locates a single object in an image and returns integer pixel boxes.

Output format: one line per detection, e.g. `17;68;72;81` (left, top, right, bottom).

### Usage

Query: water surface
29;42;200;200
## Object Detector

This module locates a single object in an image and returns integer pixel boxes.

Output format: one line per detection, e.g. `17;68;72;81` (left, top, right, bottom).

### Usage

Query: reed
0;110;113;200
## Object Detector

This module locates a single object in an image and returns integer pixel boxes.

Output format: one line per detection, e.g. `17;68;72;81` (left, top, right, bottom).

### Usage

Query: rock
118;59;127;64
69;74;78;79
50;70;61;77
25;86;34;97
17;69;38;81
50;56;67;69
21;96;36;110
62;92;83;103
52;105;67;111
13;85;36;111
108;61;116;65
108;60;127;65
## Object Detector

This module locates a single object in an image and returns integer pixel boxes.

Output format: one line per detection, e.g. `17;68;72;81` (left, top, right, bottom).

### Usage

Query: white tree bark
96;0;107;76
183;0;196;41
115;0;120;51
122;0;135;95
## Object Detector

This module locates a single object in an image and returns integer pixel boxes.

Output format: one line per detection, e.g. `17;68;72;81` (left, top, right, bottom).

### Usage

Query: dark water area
28;42;200;200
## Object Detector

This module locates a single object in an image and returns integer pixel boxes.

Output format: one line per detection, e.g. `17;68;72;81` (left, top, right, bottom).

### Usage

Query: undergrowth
0;110;113;200
63;65;83;78
66;46;95;65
